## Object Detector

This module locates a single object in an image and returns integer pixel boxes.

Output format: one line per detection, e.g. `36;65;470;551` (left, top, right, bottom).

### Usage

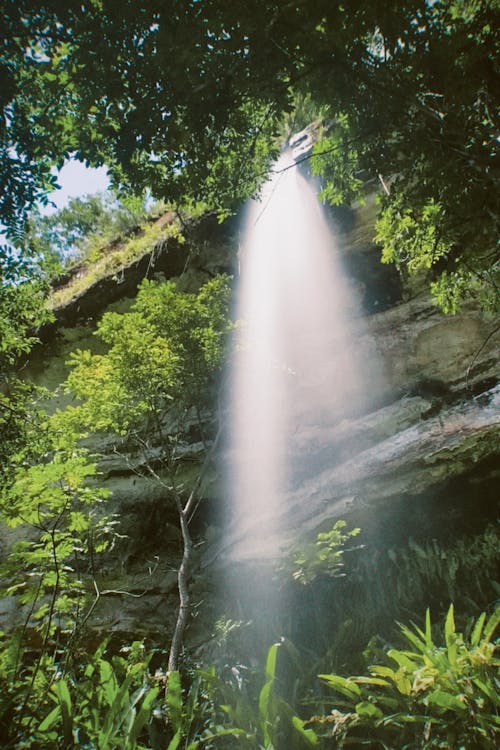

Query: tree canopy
1;0;498;310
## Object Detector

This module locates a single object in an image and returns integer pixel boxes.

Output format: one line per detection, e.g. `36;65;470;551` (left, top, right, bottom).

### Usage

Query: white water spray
227;153;377;558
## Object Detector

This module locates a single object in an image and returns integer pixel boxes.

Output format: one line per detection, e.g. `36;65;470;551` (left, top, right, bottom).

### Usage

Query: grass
48;218;185;310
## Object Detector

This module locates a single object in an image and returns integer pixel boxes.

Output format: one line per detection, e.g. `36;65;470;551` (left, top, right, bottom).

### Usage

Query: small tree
59;274;233;673
0;249;119;742
0;418;115;743
0;249;53;481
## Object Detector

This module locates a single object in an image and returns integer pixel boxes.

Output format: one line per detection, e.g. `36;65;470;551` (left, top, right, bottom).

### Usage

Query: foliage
430;268;499;316
1;590;498;749
48;217;184;309
383;530;500;611
0;637;158;750
0;432;115;740
288;525;500;679
2;1;498;310
306;1;499;313
55;273;233;674
24;191;154;270
310;604;500;749
289;521;361;586
200;640;317;750
1;446;111;623
310;115;364;207
0;248;53;486
0;283;115;748
375;192;499;313
377;198;449;274
37;642;158;750
343;527;500;636
60;274;232;436
0;252;51;364
0;631;57;747
0;0;282;231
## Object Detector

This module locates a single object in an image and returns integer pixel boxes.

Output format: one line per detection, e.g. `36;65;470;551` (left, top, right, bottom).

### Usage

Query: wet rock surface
210;292;498;564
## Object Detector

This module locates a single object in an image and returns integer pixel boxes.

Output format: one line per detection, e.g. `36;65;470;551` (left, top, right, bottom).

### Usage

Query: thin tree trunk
167;498;193;675
166;421;222;679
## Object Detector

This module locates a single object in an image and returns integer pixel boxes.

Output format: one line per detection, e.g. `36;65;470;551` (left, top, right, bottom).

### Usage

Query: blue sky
45;160;110;212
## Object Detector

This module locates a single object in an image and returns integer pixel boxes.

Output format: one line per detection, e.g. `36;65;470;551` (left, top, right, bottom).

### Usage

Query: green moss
48;220;185;310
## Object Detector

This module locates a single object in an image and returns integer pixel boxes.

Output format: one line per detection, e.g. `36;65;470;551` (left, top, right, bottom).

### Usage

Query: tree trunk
167;499;192;676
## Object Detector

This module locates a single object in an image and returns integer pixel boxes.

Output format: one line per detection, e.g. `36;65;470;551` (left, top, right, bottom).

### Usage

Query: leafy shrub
287;521;361;586
201;640;318;749
34;642;158;749
310;605;500;749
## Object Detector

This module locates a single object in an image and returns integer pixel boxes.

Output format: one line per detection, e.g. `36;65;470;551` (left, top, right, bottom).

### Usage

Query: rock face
4;199;499;637
211;294;499;563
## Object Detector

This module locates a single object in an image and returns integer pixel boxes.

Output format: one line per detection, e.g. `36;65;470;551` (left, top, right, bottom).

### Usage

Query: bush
309;604;500;749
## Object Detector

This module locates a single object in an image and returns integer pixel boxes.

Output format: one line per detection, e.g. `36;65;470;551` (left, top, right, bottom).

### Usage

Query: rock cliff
5;198;498;639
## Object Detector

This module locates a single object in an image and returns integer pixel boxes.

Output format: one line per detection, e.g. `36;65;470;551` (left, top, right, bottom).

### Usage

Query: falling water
226;150;378;560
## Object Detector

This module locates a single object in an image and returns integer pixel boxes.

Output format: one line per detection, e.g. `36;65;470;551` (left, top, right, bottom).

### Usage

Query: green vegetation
2;604;496;749
0;3;498;746
0;274;233;745
38;643;159;750
0;434;114;744
0;249;53;486
49;217;184;309
199;640;319;749
25;192;154;267
23;190;217;310
289;522;361;586
60;274;232;436
1;166;498;750
1;0;498;311
17;190;182;308
57;274;233;675
312;605;500;748
1;638;159;749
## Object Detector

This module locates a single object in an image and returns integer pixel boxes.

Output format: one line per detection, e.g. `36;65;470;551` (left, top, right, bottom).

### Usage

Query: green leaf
483;606;500;642
258;681;273;737
167;671;183;731
444;604;455;649
126;686;159;747
444;604;458;666
355;701;384;720
426;690;467;713
54;678;73;745
387;649;419;671
425;608;433;647
203;727;250;741
291;715;318;745
470;611;486;647
265;642;280;681
99;659;118;707
355;676;391;688
106;672;136;736
319;674;362;699
370;666;399;681
39;705;61;733
472;678;500;705
399;624;426;653
167;727;183;750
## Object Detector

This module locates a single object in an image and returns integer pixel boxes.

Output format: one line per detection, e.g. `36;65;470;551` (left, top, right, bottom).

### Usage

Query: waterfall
225;151;381;560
